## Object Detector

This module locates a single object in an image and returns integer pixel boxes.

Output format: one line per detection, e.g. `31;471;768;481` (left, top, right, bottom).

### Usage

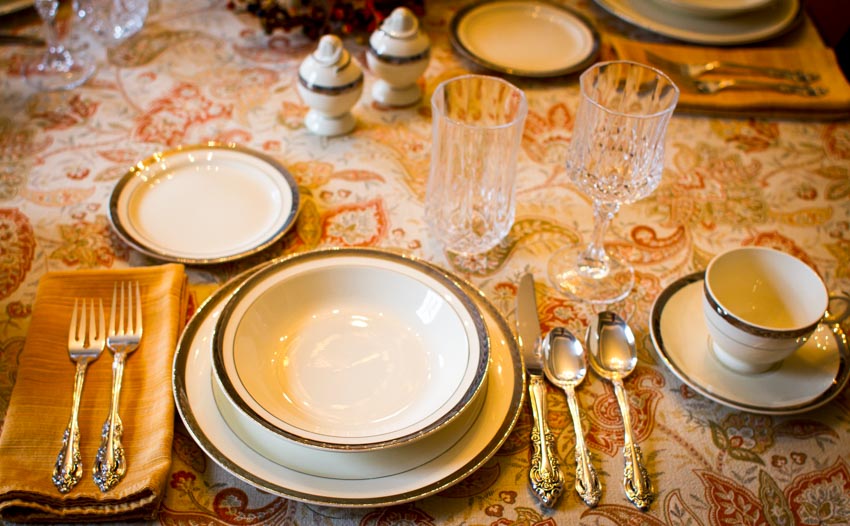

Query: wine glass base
24;57;96;92
547;246;635;304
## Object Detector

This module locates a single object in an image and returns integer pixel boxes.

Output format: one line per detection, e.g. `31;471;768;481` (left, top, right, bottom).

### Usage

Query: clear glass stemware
548;61;679;304
24;0;96;91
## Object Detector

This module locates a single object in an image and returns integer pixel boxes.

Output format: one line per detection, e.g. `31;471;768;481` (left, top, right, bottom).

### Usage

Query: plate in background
450;0;599;77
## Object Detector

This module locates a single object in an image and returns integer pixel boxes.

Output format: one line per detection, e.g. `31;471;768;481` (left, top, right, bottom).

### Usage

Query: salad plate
109;143;299;265
173;249;524;506
450;0;598;77
650;272;848;415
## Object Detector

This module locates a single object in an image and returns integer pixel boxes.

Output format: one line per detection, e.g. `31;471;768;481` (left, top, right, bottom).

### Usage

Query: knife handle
528;373;565;507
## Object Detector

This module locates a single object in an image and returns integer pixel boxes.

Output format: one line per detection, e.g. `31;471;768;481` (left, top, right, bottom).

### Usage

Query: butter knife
517;273;564;507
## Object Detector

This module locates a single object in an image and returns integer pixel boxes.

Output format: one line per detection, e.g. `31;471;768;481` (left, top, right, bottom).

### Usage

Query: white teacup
702;247;828;374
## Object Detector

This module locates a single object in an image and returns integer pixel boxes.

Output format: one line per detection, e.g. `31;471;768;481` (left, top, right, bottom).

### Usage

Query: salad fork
93;281;143;492
645;50;821;84
53;298;105;493
689;78;827;97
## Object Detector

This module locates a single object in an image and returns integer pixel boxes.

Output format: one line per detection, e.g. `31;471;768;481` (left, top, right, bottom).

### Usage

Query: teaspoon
542;327;601;507
586;311;654;510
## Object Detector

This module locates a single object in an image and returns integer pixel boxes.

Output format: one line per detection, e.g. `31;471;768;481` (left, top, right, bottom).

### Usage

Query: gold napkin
0;264;187;523
610;36;850;120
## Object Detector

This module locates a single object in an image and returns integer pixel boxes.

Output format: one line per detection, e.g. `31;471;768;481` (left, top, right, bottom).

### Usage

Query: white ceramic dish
212;369;487;479
594;0;800;45
213;250;489;451
450;0;599;77
109;144;299;264
172;253;524;507
650;272;848;414
650;0;774;18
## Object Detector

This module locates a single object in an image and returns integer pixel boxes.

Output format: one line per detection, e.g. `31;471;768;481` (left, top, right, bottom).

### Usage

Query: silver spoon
586;311;654;510
543;327;601;507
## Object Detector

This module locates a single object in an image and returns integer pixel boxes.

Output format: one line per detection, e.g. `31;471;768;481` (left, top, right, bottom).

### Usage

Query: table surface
1;0;849;524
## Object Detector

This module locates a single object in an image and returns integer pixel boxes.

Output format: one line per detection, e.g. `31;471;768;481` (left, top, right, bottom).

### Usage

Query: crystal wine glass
24;0;96;91
548;61;679;304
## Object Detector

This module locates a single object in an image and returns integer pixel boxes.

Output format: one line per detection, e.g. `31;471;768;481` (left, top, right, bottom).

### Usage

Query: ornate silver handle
712;61;820;84
52;361;88;493
613;378;654;510
527;373;564;507
565;384;601;507
92;352;128;492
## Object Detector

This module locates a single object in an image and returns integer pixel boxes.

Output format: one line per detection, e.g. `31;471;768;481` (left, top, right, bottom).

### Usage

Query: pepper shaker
367;7;430;107
297;34;364;136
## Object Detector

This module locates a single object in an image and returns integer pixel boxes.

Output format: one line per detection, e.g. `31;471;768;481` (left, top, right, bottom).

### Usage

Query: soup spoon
542;327;601;507
586;311;654;510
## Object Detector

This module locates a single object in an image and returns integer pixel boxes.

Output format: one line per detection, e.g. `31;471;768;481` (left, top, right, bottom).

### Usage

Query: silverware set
645;51;828;97
53;282;143;494
517;274;654;510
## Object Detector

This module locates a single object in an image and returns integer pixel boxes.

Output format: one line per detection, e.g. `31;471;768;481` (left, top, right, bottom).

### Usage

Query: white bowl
212;248;489;451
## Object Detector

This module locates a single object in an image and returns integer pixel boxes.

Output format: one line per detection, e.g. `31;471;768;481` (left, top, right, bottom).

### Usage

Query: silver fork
691;78;827;97
53;298;105;493
644;50;821;84
93;281;143;492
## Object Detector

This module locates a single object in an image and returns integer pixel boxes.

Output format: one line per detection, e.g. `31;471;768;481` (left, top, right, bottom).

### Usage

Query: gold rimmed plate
450;0;599;78
172;250;525;506
109;143;299;265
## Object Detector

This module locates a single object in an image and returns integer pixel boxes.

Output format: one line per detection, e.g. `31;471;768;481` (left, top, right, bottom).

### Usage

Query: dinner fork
93;281;142;492
644;50;821;84
689;78;827;97
53;298;105;494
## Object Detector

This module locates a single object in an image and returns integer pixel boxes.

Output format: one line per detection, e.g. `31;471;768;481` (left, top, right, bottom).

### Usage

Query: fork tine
133;281;142;335
118;282;126;335
80;299;89;346
110;284;118;337
68;299;79;346
97;298;106;344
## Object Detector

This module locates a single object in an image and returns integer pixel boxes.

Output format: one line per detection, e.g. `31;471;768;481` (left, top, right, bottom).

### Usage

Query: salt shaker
367;7;430;107
297;34;364;136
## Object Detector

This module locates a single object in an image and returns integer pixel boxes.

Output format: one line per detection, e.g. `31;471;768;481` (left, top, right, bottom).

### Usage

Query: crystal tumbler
425;74;527;256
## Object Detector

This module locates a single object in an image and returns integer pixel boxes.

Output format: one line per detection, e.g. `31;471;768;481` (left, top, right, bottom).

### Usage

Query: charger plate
109;143;299;264
650;272;848;415
173;250;524;506
450;0;599;77
594;0;800;45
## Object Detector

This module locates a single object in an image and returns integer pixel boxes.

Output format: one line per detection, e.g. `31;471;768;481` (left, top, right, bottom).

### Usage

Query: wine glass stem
36;0;65;54
580;201;620;275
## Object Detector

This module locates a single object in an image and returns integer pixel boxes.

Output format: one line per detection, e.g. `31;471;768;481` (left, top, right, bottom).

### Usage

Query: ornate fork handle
93;352;128;492
528;374;565;507
697;79;827;97
565;384;601;507
708;61;820;84
52;360;89;493
613;378;654;510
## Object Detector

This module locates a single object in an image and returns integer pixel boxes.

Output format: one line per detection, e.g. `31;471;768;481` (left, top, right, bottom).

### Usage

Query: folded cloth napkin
0;264;187;523
610;36;850;120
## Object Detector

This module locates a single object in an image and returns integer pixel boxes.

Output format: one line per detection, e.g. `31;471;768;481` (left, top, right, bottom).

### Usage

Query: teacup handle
825;294;850;325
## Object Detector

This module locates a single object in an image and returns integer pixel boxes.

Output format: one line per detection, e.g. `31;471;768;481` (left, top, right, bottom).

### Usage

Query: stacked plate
594;0;802;45
172;248;525;506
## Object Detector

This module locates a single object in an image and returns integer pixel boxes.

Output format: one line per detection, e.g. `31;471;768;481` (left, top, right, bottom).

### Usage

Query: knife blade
517;273;564;507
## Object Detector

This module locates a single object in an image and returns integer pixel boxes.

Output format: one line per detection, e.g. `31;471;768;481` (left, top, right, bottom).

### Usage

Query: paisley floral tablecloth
1;0;850;524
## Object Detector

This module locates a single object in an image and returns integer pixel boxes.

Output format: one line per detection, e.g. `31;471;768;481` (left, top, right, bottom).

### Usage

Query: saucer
650;272;848;414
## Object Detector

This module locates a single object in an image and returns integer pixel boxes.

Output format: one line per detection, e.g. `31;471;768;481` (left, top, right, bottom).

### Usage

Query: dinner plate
594;0;801;45
450;0;599;77
650;0;774;18
212;369;487;479
173;251;524;506
650;272;848;415
109;144;299;265
213;250;489;451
